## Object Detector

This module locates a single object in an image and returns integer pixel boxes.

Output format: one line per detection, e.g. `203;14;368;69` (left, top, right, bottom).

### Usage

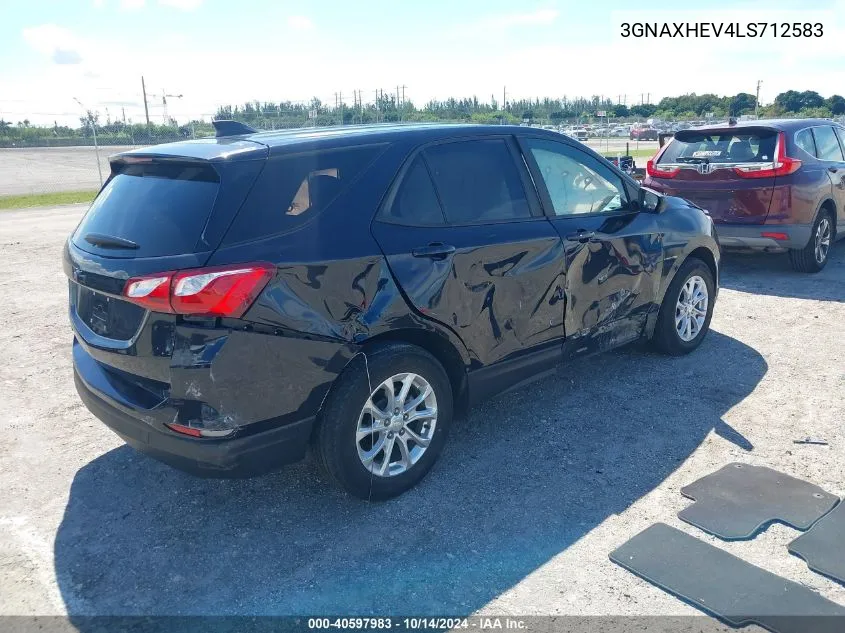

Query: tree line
2;90;843;147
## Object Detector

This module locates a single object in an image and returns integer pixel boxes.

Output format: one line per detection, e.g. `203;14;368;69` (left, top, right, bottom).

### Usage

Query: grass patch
598;148;657;159
0;190;97;210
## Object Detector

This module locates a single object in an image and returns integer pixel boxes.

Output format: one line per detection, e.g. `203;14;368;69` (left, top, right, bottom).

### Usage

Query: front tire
651;258;715;355
789;210;833;273
315;343;453;500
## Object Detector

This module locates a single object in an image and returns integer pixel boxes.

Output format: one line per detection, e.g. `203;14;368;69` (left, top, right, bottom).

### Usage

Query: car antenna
212;119;258;138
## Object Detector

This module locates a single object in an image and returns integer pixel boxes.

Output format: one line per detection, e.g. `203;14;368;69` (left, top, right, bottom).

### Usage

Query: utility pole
374;89;380;123
141;75;150;127
502;86;507;124
755;80;763;119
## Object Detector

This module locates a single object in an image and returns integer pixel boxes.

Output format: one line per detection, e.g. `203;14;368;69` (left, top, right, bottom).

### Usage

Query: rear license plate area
72;281;145;341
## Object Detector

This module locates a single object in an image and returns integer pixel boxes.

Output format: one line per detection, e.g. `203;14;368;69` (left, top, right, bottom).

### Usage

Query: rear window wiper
676;156;710;164
84;233;139;249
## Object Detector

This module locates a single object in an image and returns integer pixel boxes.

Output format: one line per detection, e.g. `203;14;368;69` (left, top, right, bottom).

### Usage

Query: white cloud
22;24;85;64
158;0;204;10
460;9;559;35
287;16;314;31
120;0;146;10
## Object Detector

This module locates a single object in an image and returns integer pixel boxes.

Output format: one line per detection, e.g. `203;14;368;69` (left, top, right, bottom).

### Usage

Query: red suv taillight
733;131;801;179
646;159;680;179
123;263;274;317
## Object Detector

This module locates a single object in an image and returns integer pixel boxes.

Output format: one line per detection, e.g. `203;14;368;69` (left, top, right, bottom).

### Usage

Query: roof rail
212;120;258;138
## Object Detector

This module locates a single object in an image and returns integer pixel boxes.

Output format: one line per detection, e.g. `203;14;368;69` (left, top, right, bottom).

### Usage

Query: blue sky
2;0;844;126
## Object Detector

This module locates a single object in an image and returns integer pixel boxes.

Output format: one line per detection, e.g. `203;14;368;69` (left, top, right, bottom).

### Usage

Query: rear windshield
659;130;777;164
72;162;219;258
222;144;385;245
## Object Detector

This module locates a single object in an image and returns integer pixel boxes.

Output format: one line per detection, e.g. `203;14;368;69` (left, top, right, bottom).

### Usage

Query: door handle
565;230;596;243
411;243;456;259
829;166;839;173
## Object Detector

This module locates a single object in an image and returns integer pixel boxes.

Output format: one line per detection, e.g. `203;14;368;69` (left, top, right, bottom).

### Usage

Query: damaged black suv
66;122;720;499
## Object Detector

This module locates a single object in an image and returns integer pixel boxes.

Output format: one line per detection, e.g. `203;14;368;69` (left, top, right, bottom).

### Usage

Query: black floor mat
678;463;838;540
790;501;845;585
610;523;845;633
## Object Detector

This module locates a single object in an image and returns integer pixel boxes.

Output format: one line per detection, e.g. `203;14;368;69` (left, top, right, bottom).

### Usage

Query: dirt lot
0;204;843;622
0;140;657;196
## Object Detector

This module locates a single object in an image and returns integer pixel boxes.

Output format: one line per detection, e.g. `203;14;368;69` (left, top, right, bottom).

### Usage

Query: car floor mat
610;523;845;633
678;463;839;540
789;501;845;585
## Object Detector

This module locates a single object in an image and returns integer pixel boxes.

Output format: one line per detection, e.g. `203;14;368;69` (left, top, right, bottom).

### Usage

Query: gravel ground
0;140;657;196
0;204;842;623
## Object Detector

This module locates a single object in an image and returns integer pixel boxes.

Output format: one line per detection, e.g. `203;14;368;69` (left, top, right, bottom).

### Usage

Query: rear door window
381;156;446;225
659;130;777;164
72;162;219;258
836;127;845;153
423;139;531;223
813;126;845;161
223;144;385;244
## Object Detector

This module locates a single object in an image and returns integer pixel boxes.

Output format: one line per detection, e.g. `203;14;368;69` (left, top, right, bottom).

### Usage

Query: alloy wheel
675;275;708;342
815;217;832;265
355;373;438;477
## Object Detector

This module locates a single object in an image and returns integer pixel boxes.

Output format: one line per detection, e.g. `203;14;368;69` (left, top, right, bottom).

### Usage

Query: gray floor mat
790;502;845;585
678;463;838;540
610;523;845;633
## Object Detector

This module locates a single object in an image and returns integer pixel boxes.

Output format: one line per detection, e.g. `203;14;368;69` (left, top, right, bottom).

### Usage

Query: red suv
631;126;659;141
644;119;845;272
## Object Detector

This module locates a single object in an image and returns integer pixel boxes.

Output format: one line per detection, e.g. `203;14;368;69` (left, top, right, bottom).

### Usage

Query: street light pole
74;97;103;187
755;80;762;119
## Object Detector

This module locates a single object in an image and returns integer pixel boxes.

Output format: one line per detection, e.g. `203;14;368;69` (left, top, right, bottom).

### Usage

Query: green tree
826;94;845;115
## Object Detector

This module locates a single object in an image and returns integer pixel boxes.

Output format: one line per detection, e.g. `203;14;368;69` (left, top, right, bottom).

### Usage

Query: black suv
66;123;720;499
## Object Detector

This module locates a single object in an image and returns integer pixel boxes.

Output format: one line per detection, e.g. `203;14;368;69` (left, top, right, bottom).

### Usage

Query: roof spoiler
212;119;258;138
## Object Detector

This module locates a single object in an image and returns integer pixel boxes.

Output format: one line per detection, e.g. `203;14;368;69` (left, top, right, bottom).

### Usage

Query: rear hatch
65;141;267;365
646;127;779;224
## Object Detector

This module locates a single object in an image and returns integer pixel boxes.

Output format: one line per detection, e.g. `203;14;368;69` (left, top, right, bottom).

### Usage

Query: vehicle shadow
719;243;844;302
54;331;765;618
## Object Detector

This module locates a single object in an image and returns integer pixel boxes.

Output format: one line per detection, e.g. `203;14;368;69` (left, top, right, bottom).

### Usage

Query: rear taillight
733;131;801;179
123;262;274;317
647;159;680;179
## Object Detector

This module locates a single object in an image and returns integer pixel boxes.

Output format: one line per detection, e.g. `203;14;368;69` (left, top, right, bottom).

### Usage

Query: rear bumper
74;368;313;478
714;223;812;250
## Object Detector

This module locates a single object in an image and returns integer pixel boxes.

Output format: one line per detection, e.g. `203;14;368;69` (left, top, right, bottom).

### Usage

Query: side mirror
639;187;663;213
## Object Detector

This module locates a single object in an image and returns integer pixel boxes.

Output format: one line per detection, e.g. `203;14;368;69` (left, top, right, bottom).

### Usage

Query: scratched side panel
552;212;664;358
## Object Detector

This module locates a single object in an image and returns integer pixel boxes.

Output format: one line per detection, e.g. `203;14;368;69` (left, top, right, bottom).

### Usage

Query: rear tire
651;258;715;356
789;210;833;273
315;343;453;500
